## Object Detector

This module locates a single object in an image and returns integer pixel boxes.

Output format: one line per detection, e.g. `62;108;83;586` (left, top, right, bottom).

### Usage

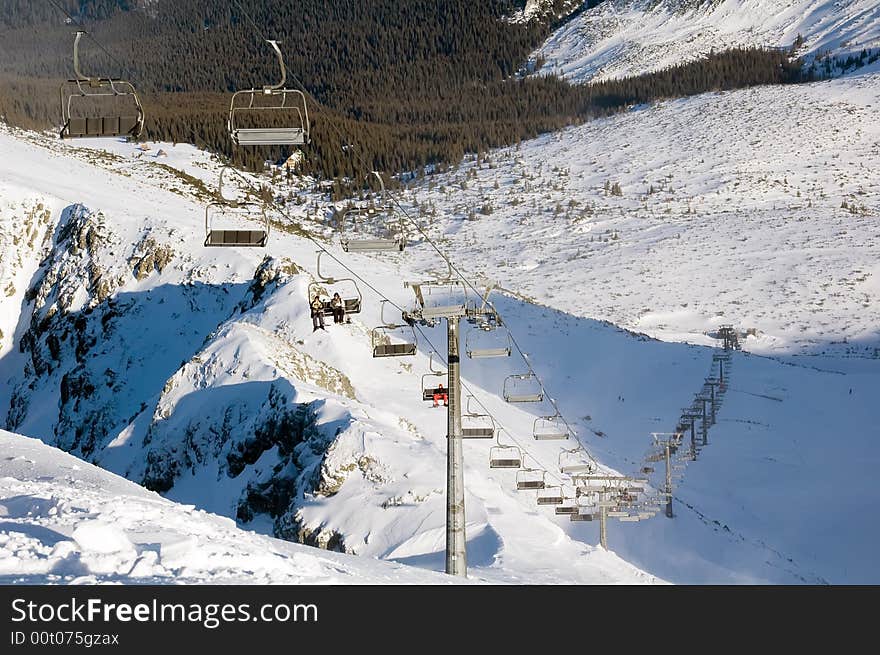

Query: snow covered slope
533;0;880;82
0;124;658;585
0;430;457;584
1;61;878;584
399;67;880;355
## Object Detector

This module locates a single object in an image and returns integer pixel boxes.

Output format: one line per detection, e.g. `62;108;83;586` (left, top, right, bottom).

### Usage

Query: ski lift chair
465;326;512;359
461;396;495;439
413;281;469;320
558;448;594;475
515;468;546;491
533;414;570;441
60;32;144;140
570;510;599;522
371;300;417;357
339;173;407;252
228;41;310;146
205;167;269;247
554;489;579;515
503;373;543;404
489;433;522;469
312;251;363;315
537;486;564;506
420;352;447;402
371;325;417;357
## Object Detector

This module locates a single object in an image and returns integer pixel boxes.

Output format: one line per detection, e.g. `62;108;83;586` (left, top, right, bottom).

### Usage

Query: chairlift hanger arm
73;31;90;82
264;40;287;92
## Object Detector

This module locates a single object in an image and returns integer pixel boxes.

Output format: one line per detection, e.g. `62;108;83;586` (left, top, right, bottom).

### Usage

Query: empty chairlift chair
558;448;594;476
461;397;495;439
371;300;417;357
371;324;417;357
228;40;310;147
554;488;579;514
537;486;564;506
503;373;543;404
570;509;600;522
339;207;406;252
515;469;546;491
465;326;512;359
533;414;570;441
205;167;269;247
339;173;407;252
411;282;469;320
60;32;144;140
489;434;522;469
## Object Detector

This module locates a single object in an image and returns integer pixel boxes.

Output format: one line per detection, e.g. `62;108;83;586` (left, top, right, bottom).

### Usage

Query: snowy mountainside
532;0;880;82
0;430;457;584
0;124;659;584
2;56;879;584
398;68;880;355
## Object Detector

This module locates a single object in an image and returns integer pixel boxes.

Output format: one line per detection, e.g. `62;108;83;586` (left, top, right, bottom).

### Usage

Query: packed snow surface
0;430;460;584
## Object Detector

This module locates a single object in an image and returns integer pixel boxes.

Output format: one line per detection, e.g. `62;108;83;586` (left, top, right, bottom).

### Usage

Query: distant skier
310;295;327;331
330;292;346;324
433;382;448;407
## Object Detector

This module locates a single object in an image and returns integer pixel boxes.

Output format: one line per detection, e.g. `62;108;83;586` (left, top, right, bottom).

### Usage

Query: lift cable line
218;0;596;482
47;0;607;547
46;0;139;81
223;0;593;473
45;0;603;575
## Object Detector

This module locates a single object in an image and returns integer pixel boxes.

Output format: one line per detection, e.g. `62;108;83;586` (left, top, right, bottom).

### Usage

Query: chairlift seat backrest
318;298;361;315
461;426;494;439
468;347;512;358
490;457;522;469
231;127;307;146
342;238;405;253
560;463;592;474
373;343;417;357
205;229;268;247
570;512;597;522
537;491;564;505
64;115;141;139
555;505;578;515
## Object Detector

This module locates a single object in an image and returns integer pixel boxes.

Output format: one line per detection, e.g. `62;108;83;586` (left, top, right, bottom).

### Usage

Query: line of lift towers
57;34;739;578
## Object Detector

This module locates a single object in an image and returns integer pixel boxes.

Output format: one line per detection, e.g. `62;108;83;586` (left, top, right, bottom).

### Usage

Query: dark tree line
1;2;808;180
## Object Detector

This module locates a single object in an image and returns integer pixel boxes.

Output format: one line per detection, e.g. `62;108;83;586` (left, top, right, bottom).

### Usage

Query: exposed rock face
4;204;230;460
130;234;174;280
3;209;372;555
237;255;302;312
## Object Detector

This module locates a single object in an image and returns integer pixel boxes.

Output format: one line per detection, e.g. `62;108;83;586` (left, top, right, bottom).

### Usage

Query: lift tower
404;279;500;577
